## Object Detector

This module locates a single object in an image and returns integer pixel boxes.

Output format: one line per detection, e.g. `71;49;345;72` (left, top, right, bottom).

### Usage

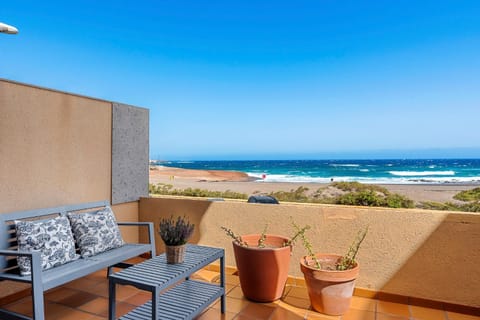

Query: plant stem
221;226;249;247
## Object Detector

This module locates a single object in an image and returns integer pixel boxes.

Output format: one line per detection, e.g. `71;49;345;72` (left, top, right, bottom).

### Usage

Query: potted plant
222;223;309;302
296;222;368;316
159;215;194;264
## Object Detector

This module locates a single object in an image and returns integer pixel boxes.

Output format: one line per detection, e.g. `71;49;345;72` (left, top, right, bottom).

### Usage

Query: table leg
152;286;159;319
220;255;226;314
108;280;116;320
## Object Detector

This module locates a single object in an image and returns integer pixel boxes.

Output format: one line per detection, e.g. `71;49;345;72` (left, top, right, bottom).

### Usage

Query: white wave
250;174;332;183
248;173;480;185
359;169;370;172
389;171;455;176
330;164;360;167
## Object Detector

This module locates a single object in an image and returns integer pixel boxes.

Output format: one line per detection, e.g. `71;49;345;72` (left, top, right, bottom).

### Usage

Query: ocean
159;159;480;184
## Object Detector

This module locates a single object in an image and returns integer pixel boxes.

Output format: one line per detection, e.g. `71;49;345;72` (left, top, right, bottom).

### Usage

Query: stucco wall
0;80;112;212
139;196;480;308
112;201;141;243
0;79;146;240
0;79;146;300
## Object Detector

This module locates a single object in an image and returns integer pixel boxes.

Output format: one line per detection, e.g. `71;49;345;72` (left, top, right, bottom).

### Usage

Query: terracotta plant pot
300;253;359;316
232;234;291;302
165;244;187;264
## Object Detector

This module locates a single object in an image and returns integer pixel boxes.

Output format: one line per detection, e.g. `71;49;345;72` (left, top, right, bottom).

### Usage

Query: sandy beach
149;166;478;204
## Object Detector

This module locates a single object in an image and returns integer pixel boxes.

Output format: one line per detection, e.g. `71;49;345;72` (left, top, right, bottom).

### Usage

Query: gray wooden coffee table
108;244;225;320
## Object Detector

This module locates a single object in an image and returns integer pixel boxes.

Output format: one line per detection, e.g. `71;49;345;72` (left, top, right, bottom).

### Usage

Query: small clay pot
165;244;187;264
300;253;359;316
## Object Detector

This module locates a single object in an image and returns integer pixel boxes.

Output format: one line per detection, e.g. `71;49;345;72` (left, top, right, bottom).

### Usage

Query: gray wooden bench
0;200;156;320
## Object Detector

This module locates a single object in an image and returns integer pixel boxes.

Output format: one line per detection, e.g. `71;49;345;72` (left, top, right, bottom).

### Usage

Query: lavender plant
159;215;195;246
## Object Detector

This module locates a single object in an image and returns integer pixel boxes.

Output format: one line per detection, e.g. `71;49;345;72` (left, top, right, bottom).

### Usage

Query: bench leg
31;253;45;320
32;285;45;320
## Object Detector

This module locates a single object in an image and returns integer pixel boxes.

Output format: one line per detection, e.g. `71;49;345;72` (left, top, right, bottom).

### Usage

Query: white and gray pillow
15;215;79;276
67;206;125;258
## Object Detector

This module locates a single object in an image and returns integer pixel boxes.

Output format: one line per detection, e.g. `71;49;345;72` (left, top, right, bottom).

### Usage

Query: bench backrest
0;200;110;272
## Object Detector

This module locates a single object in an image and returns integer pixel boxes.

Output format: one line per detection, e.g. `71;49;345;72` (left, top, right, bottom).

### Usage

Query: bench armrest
0;249;39;257
116;221;156;257
0;250;42;284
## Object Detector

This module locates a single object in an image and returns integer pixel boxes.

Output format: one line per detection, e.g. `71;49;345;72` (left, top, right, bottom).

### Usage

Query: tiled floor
1;266;479;320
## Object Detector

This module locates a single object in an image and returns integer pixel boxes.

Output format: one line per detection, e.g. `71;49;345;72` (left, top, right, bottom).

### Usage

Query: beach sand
149;166;478;204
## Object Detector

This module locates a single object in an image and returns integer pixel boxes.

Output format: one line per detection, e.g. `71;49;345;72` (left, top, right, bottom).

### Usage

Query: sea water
158;159;480;184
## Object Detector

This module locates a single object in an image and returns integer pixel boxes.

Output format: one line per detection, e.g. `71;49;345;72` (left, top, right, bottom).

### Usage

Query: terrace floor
1;260;478;320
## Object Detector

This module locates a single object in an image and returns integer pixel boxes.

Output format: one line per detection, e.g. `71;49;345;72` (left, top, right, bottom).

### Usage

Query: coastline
149;166;478;204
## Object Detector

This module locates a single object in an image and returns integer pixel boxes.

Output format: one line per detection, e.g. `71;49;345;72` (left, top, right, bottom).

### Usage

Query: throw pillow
67;206;125;258
15;215;79;276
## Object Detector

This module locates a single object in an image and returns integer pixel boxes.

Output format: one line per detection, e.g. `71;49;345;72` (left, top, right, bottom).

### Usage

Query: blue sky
2;1;480;160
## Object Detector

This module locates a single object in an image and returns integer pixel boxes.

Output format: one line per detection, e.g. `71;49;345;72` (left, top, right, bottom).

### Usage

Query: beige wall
112;202;140;243
0;80;112;212
139;196;480;308
0;79;140;240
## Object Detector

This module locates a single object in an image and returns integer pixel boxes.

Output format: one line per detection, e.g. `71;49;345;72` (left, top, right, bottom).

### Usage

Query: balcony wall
139;196;480;308
0;79;148;300
0;78;148;231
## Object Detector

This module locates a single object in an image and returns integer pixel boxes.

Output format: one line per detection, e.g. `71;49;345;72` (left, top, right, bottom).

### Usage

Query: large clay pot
300;254;359;316
232;234;291;302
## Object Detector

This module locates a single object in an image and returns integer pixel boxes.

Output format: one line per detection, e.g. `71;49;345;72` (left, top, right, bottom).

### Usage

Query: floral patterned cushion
67;206;125;258
15;215;79;276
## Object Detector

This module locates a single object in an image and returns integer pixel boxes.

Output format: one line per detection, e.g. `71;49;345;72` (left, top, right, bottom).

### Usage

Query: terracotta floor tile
123;291;151;306
77;297;109;316
223;274;241;286
410;305;447;320
340;308;375;320
376;313;409;320
89;281;109;298
63;277;99;291
305;310;341;319
113;301;138;318
2;296;33;317
56;290;98;308
211;296;250;313
83;315;106;320
282;295;312;310
349;296;376;312
194;307;236;320
226;285;245;299
191;269;221;283
377;300;410;317
286;286;310;300
270;304;307;320
45;287;78;302
447;311;480;320
2;265;466;320
85;269;109;281
224;283;238;294
44;302;92;320
115;284;142;301
237;302;277;319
